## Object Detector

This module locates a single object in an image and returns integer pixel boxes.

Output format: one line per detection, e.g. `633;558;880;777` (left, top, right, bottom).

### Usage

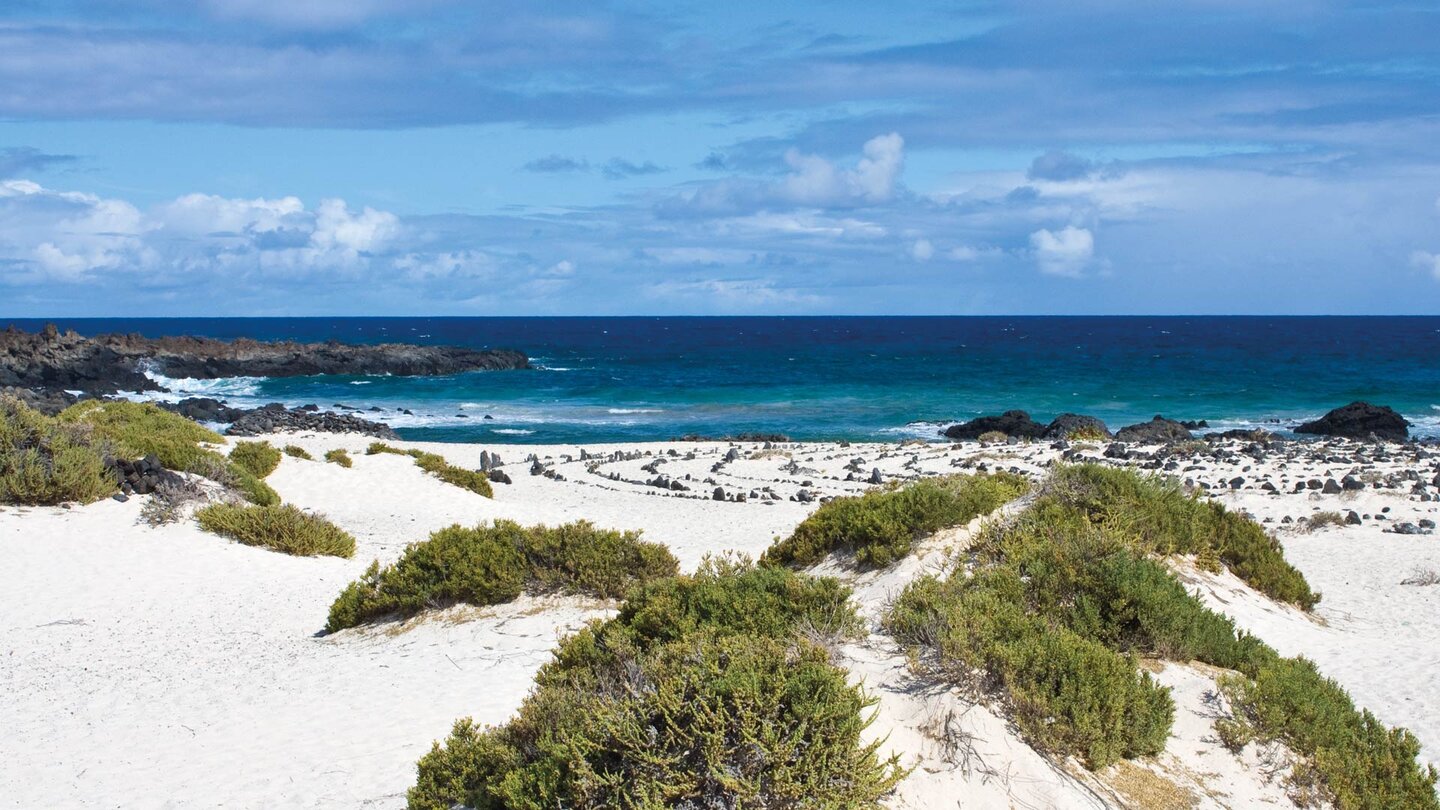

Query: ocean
9;316;1440;443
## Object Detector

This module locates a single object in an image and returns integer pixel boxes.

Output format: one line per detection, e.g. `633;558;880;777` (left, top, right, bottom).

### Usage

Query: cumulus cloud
1412;251;1440;282
910;238;934;261
1029;226;1094;277
0;180;399;282
394;250;497;280
659;133;906;218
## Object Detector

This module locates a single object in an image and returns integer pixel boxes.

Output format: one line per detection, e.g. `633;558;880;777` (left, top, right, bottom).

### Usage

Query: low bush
52;400;279;505
363;443;491;497
886;573;1173;769
283;445;313;460
366;441;408;456
1044;464;1318;609
138;478;210;526
410;634;903;810
762;471;1029;569
546;556;862;678
196;502;355;558
977;430;1008;444
326;520;679;632
57;400;222;471
324;449;352;468
1302;511;1347;531
229;441;282;478
1217;657;1439;809
0;396;117;505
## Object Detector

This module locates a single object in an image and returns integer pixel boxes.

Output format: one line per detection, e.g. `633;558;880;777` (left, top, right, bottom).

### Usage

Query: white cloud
394;250;496;280
780;132;904;207
1411;250;1440;282
948;245;980;261
1029;226;1094;277
0;180;402;282
910;238;934;261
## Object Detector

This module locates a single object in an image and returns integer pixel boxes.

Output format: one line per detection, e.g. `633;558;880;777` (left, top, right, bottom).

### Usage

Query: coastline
4;430;1438;807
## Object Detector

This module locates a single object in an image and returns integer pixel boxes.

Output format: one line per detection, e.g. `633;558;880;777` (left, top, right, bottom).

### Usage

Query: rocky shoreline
0;323;529;396
940;400;1419;445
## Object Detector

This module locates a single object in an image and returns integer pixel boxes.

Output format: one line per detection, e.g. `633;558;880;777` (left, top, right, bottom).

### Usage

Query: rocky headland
0;323;529;397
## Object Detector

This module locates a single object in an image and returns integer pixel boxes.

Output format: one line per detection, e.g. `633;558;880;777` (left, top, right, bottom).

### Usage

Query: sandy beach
4;432;1439;808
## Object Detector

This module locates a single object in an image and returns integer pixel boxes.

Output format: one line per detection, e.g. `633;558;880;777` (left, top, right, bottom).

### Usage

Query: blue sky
1;0;1438;315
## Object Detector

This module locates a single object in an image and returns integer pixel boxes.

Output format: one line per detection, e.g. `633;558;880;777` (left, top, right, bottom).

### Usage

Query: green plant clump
762;471;1029;569
196;502;355;558
0;396;116;505
1045;464;1317;609
885;465;1436;801
364;442;492;497
283;445;313;460
409;557;900;809
326;520;679;632
410;634;903;810
57;400;223;470
55;400;278;505
324;448;353;467
886;572;1173;769
229;440;282;478
1217;657;1439;809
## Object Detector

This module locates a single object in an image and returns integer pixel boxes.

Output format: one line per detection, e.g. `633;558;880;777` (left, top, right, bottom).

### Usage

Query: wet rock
942;410;1046;441
1295;402;1409;442
1113;416;1193;444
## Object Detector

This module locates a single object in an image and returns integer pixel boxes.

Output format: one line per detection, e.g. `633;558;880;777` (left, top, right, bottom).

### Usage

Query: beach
5;431;1438;808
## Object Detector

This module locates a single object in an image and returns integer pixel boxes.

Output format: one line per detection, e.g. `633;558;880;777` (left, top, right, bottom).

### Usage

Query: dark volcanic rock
0;323;529;396
1113;416;1194;444
0;386;81;416
226;405;397;439
1295;402;1409;442
1042;413;1112;440
161;397;248;423
107;455;184;495
943;410;1046;440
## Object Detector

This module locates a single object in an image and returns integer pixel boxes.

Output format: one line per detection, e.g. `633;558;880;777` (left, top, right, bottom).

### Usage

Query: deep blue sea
9;317;1440;443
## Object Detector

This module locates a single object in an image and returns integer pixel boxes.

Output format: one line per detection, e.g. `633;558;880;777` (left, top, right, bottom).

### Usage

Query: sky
1;0;1439;315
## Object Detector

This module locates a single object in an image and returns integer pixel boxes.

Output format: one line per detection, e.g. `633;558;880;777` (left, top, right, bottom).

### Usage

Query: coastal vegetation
229;440;282;478
885;464;1435;805
409;556;902;809
365;441;492;497
326;520;678;632
56;400;279;505
283;445;313;460
324;448;352;467
196;502;356;558
0;395;116;505
761;471;1029;569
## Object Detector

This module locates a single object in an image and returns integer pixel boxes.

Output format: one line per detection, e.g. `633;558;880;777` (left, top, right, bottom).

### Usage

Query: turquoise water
12;317;1440;443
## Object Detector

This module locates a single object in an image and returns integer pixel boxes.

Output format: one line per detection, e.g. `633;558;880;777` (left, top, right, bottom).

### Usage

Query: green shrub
324;448;352;467
967;503;1276;674
363;443;492;497
57;400;222;471
412;451;493;497
886;573;1173;769
283;445;313;460
326;520;679;632
229;440;282;478
1218;657;1439;809
546;556;861;678
196;502;355;558
0;397;116;505
1045;464;1317;609
410;634;902;810
763;471;1029;569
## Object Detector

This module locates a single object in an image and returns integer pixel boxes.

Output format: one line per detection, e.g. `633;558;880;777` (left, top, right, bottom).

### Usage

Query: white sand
3;433;1438;807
